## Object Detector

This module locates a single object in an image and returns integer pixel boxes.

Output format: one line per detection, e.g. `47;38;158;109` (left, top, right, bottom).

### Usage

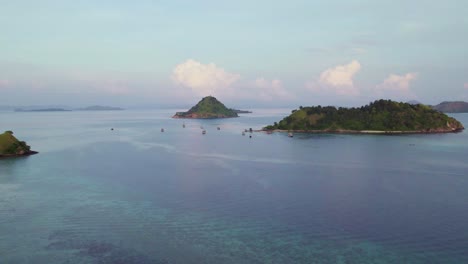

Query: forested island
173;96;239;119
0;131;37;158
264;100;464;134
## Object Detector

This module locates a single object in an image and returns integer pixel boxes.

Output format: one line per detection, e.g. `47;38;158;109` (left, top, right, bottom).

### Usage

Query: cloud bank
307;60;361;96
172;59;240;96
252;78;294;101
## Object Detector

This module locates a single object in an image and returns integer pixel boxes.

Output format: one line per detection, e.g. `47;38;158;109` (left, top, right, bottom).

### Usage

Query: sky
1;0;467;108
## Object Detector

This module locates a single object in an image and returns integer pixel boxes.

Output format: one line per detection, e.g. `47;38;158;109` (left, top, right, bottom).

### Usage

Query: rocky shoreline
261;127;464;135
0;150;39;159
172;113;238;119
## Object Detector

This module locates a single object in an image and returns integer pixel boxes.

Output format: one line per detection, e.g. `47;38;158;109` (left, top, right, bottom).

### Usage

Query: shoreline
258;128;464;135
0;151;39;159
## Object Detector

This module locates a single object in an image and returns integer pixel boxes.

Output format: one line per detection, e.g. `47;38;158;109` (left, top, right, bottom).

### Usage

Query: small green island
0;131;37;158
264;99;464;134
173;96;239;119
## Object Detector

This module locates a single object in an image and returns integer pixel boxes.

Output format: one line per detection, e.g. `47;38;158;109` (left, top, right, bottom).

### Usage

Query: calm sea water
1;109;467;264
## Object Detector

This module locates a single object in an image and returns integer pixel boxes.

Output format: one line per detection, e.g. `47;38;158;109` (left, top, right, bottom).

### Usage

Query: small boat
249;128;253;133
288;132;293;137
242;132;245;136
111;128;114;131
244;129;248;132
217;127;220;130
182;123;186;128
161;128;164;132
249;135;252;138
202;130;206;135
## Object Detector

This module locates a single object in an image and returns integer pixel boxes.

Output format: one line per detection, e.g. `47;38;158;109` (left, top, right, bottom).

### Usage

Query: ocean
1;109;467;263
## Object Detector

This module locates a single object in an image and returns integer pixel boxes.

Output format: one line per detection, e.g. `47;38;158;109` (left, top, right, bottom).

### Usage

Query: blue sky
1;0;467;108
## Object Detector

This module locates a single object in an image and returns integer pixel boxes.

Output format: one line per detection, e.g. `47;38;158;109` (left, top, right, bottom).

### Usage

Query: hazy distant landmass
0;131;38;157
432;101;468;113
173;96;238;119
264;99;464;134
14;108;71;112
231;109;253;114
79;106;124;111
406;100;422;105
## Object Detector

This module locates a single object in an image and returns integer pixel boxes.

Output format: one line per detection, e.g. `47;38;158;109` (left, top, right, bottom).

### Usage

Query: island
0;131;38;158
230;109;253;114
263;99;464;134
14;108;71;112
432;101;468;113
78;106;124;111
173;96;239;119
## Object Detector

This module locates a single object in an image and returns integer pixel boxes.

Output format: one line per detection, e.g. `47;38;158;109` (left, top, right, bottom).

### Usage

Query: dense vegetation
264;100;464;132
0;131;32;156
174;96;238;118
432;101;468;113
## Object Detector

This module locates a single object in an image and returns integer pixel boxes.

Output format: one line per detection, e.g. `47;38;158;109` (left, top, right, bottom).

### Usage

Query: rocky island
0;131;38;158
264;99;464;134
173;96;239;119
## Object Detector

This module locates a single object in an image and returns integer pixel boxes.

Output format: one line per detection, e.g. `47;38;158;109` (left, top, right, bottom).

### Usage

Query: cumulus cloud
306;60;361;96
172;59;240;96
319;60;361;88
252;78;294;101
374;73;418;100
376;73;418;92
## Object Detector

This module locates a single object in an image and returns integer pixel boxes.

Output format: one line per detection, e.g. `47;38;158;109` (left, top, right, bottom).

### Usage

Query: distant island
173;96;239;119
264;99;464;134
432;101;468;113
0;131;38;158
78;106;124;111
231;109;252;114
14;108;71;112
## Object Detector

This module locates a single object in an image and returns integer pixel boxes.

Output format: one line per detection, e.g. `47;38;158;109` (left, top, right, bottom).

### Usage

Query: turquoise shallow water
1;110;468;263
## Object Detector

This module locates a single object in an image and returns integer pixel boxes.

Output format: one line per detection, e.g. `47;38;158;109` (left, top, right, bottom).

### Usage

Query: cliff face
173;96;238;119
0;131;36;157
433;101;468;113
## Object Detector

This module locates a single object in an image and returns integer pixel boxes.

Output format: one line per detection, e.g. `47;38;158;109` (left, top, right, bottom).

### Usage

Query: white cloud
376;73;417;92
319;60;361;88
172;59;240;96
307;60;361;96
374;73;418;100
252;78;294;101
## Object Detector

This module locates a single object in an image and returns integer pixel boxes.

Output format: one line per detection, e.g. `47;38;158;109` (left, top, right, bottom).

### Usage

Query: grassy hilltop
265;99;464;133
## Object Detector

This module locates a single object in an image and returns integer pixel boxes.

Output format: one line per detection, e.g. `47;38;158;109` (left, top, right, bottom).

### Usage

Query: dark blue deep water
1;109;467;263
